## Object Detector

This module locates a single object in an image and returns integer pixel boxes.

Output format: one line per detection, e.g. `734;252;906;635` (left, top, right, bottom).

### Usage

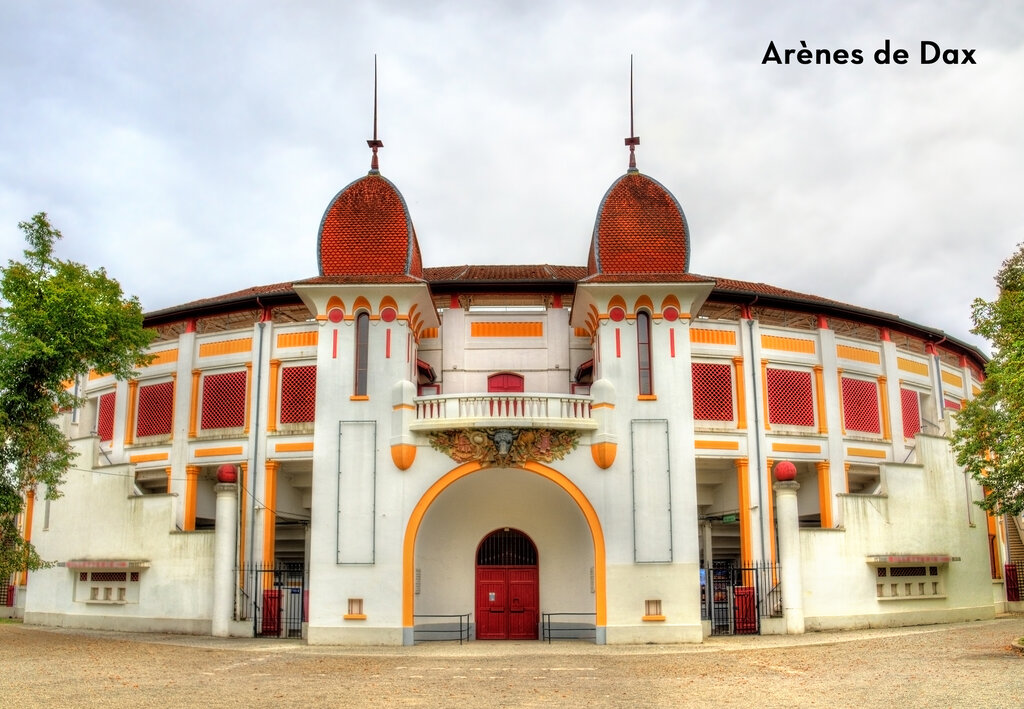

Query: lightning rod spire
367;55;383;173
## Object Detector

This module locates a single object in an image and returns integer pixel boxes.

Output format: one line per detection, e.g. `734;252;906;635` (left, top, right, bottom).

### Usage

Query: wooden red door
487;373;524;393
475;567;538;640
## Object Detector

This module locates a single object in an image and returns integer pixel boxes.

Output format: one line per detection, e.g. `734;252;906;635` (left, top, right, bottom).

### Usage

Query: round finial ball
216;464;238;483
773;461;797;482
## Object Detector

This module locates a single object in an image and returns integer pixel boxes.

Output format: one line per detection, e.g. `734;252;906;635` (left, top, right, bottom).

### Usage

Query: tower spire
367;54;383;173
624;54;640;173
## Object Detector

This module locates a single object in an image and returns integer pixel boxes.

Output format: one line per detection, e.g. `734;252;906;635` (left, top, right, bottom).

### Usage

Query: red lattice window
841;377;880;434
97;391;116;442
200;370;247;430
765;368;815;427
900;388;921;439
280;365;317;424
692;362;734;421
136;381;174;437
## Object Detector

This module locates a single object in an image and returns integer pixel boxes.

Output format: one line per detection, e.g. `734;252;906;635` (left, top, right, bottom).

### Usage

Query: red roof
588;172;690;278
424;265;588;282
317;173;423;278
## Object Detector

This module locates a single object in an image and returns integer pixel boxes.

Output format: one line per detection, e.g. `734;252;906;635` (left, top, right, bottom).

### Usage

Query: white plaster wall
25;437;215;633
798;434;994;629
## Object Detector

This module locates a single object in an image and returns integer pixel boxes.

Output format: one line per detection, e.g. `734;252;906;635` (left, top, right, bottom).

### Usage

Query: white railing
411;393;595;429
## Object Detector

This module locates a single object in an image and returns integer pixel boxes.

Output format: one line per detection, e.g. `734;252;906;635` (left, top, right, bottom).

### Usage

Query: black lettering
874;39;894;64
943;48;960;64
893;49;909;64
962;48;976;64
851;49;864;64
762;41;781;64
920;40;941;64
832;49;848;64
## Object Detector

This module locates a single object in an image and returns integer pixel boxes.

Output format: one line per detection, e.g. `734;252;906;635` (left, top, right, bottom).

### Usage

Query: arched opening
475;528;539;639
487;372;524;393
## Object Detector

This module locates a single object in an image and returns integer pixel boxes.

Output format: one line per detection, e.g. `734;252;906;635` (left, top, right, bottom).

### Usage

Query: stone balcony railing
409;393;597;432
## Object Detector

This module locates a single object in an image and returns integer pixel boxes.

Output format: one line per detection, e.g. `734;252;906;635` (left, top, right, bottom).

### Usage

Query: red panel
475;568;508;639
262;589;281;635
136;381;174;437
765;368;815;427
900;388;921;439
487;373;524;393
97;391;116;442
692;362;734;421
734;586;757;634
507;568;539;640
280;365;317;424
200;370;247;430
841;377;880;434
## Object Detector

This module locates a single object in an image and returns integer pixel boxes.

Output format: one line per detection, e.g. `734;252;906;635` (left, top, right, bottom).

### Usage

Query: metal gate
245;563;306;638
702;561;781;635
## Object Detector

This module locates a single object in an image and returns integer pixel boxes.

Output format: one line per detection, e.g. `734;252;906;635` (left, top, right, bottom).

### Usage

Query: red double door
475;566;539;640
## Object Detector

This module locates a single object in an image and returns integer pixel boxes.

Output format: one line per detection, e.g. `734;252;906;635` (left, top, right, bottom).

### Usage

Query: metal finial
367;54;383;172
624;54;640;172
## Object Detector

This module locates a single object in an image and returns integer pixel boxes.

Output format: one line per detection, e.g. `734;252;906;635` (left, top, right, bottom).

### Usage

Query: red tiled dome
317;173;423;278
587;171;690;278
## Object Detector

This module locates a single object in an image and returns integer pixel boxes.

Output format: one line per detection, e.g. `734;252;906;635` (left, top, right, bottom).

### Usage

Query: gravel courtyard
1;617;1022;707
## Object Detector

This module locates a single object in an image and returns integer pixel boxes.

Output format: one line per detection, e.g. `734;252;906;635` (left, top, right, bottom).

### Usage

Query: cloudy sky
1;1;1021;351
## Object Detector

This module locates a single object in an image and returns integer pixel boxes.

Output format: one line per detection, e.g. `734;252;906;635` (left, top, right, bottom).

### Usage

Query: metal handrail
541;611;596;643
413;612;472;644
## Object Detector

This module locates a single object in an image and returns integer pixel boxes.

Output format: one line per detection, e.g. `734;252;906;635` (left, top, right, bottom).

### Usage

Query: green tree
0;213;153;580
952;242;1024;516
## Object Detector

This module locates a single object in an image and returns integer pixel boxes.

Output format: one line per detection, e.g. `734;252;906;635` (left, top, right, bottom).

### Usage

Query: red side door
476;568;508;639
507;568;539;639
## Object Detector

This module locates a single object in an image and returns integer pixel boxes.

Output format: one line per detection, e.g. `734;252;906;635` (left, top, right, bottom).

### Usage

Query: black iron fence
702;561;782;635
242;563;306;638
541;612;597;643
1006;562;1023;602
413;613;472;644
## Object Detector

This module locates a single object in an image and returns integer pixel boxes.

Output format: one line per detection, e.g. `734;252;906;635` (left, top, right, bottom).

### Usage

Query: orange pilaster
732;356;747;430
124;380;138;446
878;375;892;441
816;461;833;528
735;459;753;566
244;362;253;434
262;460;279;566
267;359;281;432
184;465;199;531
188;370;200;438
814;365;828;434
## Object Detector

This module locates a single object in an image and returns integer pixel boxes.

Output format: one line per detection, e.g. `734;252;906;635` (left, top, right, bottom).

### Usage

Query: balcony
409;393;596;432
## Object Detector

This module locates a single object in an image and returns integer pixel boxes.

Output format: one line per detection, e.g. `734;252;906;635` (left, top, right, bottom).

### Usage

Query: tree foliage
0;213;153;579
952;242;1024;516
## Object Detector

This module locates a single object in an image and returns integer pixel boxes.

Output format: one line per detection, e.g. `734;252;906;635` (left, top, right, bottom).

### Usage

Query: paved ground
1;616;1022;707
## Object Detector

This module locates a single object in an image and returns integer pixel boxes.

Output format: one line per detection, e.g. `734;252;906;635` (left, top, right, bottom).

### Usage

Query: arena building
10;118;1019;643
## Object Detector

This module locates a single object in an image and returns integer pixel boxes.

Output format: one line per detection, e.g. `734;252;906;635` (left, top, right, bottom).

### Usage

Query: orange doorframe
402;460;606;628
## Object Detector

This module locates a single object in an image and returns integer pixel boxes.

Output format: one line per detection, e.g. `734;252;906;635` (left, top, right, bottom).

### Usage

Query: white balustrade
412;393;594;430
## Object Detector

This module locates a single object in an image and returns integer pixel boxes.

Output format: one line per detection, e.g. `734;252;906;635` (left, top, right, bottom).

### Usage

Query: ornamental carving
428;428;580;466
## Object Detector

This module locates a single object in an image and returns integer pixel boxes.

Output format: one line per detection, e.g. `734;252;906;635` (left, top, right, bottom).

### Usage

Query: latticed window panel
97;391;116;442
692;362;734;421
200;370;247;430
136;381;174;437
900;388;922;439
765;367;815;427
841;377;880;434
280;365;317;424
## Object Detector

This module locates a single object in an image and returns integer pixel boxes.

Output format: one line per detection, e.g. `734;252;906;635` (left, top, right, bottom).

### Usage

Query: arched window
477;528;537;566
354;312;369;396
487;372;525;393
637;311;653;395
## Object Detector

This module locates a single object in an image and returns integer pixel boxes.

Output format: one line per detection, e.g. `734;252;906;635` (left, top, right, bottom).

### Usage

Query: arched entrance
475;528;538;640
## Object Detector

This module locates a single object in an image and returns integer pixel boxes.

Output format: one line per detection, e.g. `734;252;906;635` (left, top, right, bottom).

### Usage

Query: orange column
244;362;254;434
735;459;753;566
878;375;892;441
732;356;747;430
19;489;35;585
188;370;201;438
262;460;279;566
165;467;172;495
814;365;828;434
239;462;249;585
124;380;138;446
760;362;770;430
836;368;846;435
266;359;281;432
816;461;833;528
184;465;199;531
765;458;777;569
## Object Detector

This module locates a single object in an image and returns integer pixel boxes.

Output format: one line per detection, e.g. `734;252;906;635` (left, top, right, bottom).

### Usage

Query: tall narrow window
637;311;653;396
354;312;369;396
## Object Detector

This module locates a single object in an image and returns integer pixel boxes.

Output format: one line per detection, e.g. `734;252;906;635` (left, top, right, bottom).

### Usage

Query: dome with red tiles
317;173;423;278
587;171;690;278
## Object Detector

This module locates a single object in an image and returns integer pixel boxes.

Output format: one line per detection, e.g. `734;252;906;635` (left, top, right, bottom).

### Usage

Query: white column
212;482;238;637
773;479;805;634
